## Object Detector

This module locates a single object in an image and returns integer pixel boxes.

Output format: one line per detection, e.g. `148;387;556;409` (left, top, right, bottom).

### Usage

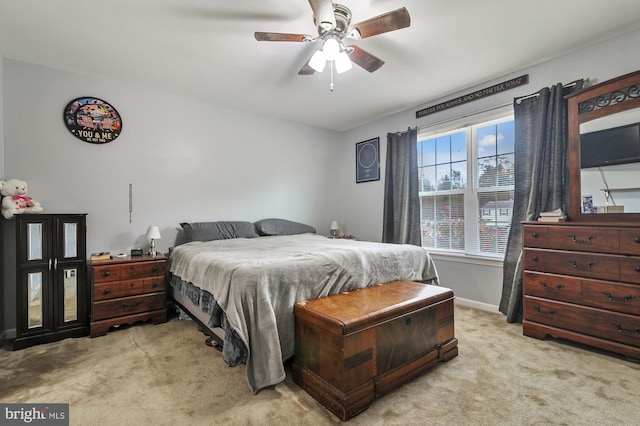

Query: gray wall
2;60;341;256
0;59;340;333
330;30;640;310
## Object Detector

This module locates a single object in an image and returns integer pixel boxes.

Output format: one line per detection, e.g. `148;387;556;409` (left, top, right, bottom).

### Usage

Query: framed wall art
356;137;380;183
63;96;122;144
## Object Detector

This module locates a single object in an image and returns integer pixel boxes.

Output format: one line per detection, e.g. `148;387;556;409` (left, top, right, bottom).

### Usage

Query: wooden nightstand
89;254;167;337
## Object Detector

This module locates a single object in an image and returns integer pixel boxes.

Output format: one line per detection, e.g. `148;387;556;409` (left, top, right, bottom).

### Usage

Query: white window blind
418;109;514;258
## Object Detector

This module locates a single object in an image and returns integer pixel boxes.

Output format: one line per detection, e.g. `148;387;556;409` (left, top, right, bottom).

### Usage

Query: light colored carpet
2;305;639;425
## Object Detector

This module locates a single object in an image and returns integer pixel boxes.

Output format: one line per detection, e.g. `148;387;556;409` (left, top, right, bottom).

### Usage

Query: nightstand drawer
122;261;166;279
93;265;122;283
119;279;146;296
94;282;122;301
92;293;165;321
145;276;165;293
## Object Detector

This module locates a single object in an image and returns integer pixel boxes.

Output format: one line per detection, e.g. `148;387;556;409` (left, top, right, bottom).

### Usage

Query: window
418;112;514;257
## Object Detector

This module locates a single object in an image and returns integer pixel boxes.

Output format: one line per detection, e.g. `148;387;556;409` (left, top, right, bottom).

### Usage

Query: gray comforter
169;233;438;393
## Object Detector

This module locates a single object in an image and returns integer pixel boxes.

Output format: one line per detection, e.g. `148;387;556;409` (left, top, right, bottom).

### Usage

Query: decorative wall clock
63;96;122;144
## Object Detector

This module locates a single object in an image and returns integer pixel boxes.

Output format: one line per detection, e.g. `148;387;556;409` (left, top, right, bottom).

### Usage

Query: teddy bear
1;178;43;219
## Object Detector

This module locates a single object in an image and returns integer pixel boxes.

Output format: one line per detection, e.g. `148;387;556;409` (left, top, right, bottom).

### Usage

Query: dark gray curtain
499;82;579;322
382;128;421;245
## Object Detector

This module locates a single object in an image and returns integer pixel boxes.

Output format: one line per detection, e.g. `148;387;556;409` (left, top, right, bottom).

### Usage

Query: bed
168;219;439;393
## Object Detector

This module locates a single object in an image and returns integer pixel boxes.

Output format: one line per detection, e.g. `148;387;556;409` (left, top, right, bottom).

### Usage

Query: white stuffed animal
0;179;43;219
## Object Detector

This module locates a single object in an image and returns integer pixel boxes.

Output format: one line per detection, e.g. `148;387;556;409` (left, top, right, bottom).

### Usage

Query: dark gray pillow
179;221;258;242
254;218;316;236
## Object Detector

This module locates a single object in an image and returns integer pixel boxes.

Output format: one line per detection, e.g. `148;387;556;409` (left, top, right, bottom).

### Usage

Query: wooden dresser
522;222;640;359
90;255;167;337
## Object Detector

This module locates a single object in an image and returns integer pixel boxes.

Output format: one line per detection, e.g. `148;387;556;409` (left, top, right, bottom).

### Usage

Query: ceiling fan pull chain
330;61;335;92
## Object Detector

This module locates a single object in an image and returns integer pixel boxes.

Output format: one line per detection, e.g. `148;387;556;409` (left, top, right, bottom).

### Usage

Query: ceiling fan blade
254;32;310;42
308;0;336;30
347;45;385;73
298;60;316;75
349;7;410;39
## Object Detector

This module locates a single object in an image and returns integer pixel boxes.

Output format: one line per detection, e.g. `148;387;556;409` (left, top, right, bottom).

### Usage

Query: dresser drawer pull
531;232;539;238
532;255;539;262
568;259;596;271
612;322;640;335
533;306;557;317
121;301;142;309
103;288;111;295
151;281;159;288
539;281;564;292
634;237;640;244
152;266;159;273
635;266;640;273
102;271;111;277
568;233;595;245
602;292;635;304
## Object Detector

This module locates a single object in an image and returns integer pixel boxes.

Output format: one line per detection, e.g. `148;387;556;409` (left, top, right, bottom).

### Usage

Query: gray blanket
169;234;438;393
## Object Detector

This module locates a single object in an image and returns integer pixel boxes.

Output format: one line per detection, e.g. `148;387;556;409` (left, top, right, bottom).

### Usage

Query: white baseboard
454;297;500;314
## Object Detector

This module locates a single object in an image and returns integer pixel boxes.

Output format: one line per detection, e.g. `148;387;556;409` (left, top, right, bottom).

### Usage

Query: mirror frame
567;69;640;222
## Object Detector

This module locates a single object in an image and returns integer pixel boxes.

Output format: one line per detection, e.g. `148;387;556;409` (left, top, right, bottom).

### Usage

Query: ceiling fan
255;0;410;87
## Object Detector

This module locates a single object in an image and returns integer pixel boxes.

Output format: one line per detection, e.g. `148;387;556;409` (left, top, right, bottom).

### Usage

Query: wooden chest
90;255;168;337
292;280;457;421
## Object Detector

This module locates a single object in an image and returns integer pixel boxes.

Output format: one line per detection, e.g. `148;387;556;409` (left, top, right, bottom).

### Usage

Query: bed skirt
168;273;248;367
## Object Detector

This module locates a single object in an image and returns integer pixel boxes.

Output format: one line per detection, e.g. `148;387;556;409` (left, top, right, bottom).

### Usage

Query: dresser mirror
567;70;640;221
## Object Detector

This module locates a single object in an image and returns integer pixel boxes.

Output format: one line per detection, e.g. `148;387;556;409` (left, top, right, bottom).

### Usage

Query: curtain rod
418;102;513;131
514;78;588;104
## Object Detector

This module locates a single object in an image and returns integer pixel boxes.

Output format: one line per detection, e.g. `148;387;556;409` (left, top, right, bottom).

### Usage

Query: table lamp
330;220;339;238
145;226;161;256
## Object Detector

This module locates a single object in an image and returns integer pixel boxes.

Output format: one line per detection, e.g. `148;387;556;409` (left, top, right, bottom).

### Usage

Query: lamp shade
330;220;339;230
145;226;161;240
335;51;352;74
322;38;340;61
309;50;327;73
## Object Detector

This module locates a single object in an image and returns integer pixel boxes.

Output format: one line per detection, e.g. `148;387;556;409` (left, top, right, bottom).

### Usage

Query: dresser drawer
94;282;122;301
524;296;640;348
144;276;165;293
92;293;166;321
620;258;640;284
523;272;582;303
119;279;146;297
523;248;546;272
93;265;122;283
547;226;619;253
620;232;640;256
522;225;548;248
582;279;640;315
121;260;166;279
545;250;620;281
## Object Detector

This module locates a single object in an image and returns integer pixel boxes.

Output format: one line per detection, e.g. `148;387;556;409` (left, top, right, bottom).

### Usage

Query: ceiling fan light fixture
335;51;352;74
322;37;340;61
309;50;327;73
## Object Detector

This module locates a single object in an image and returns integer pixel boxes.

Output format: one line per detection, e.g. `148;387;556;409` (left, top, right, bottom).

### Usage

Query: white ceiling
1;0;640;132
